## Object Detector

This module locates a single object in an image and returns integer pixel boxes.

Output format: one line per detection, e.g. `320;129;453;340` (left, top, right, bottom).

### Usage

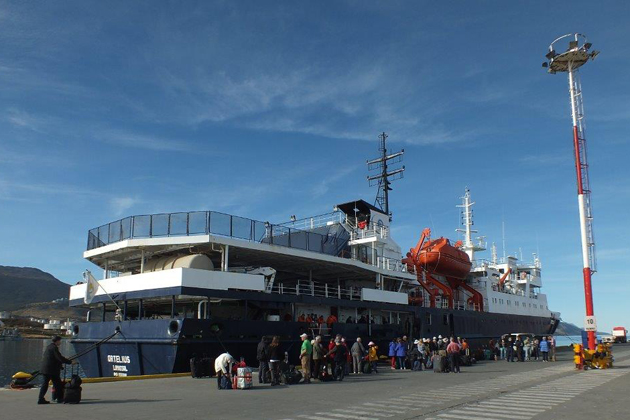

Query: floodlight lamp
584;42;592;50
591;50;600;59
542;62;548;68
545;50;556;60
569;40;578;50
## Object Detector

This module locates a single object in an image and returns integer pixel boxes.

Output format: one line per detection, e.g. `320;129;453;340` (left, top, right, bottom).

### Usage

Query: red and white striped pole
544;34;600;351
568;66;596;351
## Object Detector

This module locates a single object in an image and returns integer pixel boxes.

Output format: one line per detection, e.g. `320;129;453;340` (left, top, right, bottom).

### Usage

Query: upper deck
85;208;414;282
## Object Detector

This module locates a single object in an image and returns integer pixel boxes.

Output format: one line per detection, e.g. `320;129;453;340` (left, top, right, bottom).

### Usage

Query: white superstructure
455;189;555;318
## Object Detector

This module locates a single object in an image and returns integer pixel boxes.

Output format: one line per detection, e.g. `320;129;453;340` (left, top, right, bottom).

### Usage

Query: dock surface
3;345;630;420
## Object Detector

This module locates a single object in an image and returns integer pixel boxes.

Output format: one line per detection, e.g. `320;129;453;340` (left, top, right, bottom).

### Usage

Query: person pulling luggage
37;335;76;405
215;352;235;389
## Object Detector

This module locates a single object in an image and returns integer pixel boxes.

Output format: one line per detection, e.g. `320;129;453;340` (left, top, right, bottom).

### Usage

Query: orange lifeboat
419;237;472;279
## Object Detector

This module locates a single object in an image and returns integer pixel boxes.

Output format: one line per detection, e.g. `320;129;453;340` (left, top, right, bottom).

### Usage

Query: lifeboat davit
419;237;472;279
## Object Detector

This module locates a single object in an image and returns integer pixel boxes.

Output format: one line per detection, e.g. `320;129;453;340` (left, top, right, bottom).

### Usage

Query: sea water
0;339;83;387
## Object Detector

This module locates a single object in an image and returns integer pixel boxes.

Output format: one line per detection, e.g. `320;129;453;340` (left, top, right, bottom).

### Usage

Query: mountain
556;321;583;336
0;266;70;311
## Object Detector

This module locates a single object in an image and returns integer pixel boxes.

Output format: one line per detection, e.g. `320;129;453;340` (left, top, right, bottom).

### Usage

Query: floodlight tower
542;33;600;350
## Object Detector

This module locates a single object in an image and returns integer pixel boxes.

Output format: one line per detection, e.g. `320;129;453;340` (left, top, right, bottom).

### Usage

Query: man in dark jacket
38;336;74;404
327;340;348;381
256;336;270;384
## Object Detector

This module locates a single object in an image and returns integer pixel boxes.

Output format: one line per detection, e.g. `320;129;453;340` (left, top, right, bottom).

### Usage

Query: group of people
256;333;380;385
388;335;469;373
495;335;557;362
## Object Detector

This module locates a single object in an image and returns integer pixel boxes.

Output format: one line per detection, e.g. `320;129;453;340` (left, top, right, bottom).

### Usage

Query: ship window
507;300;511;306
425;313;432;325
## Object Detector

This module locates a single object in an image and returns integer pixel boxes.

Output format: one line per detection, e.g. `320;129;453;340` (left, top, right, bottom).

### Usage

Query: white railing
349;223;389;241
278;212;344;231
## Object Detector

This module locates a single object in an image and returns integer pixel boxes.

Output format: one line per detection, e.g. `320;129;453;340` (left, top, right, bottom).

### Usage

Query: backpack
282;367;302;385
219;375;232;390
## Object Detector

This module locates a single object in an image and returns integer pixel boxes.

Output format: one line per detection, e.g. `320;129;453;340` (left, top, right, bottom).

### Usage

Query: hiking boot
37;400;50;405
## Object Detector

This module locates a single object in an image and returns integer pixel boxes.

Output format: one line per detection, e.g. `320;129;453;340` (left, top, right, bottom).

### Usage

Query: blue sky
1;1;629;332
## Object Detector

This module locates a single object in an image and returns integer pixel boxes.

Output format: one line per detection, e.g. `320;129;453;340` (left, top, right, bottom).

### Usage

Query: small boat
419;237;472;279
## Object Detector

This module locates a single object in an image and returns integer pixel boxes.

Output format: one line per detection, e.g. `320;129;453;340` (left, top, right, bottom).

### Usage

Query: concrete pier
2;345;630;420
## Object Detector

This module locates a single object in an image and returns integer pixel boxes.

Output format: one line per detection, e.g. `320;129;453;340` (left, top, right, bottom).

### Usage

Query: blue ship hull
72;310;558;378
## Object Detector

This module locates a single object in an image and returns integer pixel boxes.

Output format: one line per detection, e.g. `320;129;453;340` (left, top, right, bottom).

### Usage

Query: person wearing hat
367;341;379;373
299;333;312;383
214;352;236;389
38;335;75;404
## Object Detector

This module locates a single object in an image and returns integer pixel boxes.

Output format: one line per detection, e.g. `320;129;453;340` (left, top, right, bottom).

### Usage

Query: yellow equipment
12;372;33;380
573;343;613;370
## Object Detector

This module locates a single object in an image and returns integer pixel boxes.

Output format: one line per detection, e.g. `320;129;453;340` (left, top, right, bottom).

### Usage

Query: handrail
86;210;409;274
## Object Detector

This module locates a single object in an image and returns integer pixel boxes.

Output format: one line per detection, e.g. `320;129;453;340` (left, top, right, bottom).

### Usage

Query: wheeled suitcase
433;355;446;373
63;374;83;404
362;361;372;374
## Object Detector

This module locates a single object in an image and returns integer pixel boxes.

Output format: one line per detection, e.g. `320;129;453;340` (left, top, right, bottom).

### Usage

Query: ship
68;135;559;377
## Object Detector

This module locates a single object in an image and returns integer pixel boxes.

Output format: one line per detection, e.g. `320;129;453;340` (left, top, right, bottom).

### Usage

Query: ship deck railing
87;210;408;275
271;281;363;300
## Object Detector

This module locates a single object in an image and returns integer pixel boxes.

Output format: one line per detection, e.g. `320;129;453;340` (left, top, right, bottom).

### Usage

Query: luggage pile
232;367;253;390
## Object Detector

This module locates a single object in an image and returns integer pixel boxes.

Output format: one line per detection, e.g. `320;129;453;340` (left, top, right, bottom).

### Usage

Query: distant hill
12;301;87;321
556;321;606;336
0;266;70;311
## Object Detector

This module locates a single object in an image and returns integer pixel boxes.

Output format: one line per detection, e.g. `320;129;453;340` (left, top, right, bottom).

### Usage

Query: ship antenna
366;132;405;221
501;218;507;262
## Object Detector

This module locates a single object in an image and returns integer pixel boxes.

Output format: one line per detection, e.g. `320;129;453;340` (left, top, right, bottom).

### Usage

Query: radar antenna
366;132;405;220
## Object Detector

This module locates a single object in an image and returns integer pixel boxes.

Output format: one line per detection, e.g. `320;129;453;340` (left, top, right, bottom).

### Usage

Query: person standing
388;338;397;369
499;338;506;360
351;337;366;374
540;337;549;362
256;336;270;384
532;338;540;361
549;336;556;362
327;339;348;381
506;337;514;362
368;341;379;373
446;338;461;373
37;336;75;404
515;337;523;362
299;333;312;383
523;337;531;361
214;352;235;389
268;336;283;385
312;335;324;379
395;337;407;369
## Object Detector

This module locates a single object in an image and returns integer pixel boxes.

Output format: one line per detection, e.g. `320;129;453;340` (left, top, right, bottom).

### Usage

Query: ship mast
543;33;600;350
367;132;405;220
456;188;486;262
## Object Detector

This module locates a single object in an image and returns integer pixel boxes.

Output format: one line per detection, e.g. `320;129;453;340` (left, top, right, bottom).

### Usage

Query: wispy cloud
312;166;359;198
519;153;568;166
110;197;139;216
96;130;195;152
596;247;630;261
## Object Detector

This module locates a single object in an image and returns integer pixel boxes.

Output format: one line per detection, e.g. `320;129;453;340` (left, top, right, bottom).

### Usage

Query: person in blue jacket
388;338;397;370
395;337;407;369
539;337;550;362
